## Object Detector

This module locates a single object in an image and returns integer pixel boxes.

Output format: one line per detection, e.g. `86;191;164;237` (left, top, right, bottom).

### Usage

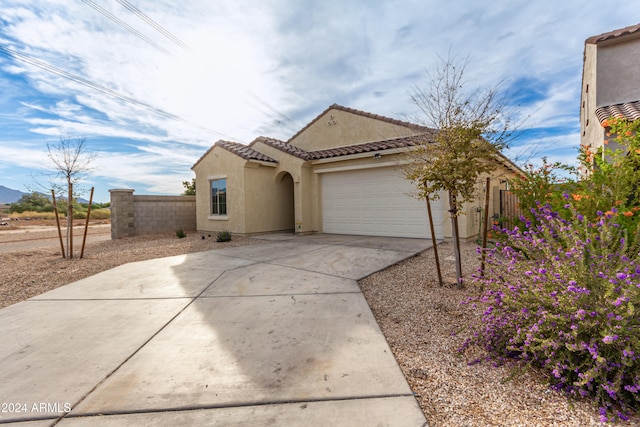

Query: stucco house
192;104;520;240
581;23;640;152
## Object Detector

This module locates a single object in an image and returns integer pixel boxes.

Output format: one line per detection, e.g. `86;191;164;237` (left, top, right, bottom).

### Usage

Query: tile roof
192;105;519;174
254;136;311;160
595;101;640;125
307;132;436;160
193;128;521;177
255;131;437;161
586;23;640;44
192;128;436;169
217;140;278;163
286;103;430;143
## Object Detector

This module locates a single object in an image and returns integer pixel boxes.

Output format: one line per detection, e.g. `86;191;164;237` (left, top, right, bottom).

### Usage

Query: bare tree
405;53;520;284
47;134;95;258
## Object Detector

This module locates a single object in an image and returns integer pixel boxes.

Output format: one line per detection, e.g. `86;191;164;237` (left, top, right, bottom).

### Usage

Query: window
210;178;227;215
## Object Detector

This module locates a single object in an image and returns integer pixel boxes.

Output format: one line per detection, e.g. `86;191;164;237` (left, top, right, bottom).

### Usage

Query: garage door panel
322;167;442;239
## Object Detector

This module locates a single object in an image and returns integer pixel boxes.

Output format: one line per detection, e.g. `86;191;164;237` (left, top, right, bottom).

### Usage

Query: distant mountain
0;185;27;204
0;186;91;204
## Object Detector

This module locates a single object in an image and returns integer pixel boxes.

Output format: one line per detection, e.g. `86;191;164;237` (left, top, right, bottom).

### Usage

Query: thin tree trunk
449;192;463;285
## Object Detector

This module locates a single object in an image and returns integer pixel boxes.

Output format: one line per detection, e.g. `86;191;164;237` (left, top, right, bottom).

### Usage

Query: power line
109;2;298;138
248;92;300;134
114;0;191;52
80;0;172;55
0;44;241;141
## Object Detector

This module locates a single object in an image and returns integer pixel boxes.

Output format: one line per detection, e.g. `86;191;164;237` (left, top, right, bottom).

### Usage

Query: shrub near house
465;202;639;422
464;118;640;422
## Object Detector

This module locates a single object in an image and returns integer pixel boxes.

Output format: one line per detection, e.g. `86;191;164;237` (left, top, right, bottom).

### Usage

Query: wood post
426;196;443;286
51;190;65;259
480;177;491;280
80;187;94;259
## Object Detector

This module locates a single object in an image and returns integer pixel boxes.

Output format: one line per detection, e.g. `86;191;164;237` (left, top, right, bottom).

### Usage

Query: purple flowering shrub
462;203;640;422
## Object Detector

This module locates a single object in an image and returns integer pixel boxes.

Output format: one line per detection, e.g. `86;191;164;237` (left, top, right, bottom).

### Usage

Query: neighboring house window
210;178;227;215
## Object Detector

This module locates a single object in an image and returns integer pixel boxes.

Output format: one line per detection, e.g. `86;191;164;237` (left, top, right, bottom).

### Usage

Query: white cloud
0;141;49;169
2;0;640;197
93;149;195;195
506;131;582;167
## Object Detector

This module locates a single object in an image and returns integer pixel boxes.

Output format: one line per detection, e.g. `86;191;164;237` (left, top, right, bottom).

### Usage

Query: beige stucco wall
193;143;304;235
462;173;509;241
193;147;246;234
596;37;640;106
581;43;602;151
433;166;517;241
250;140;319;234
311;150;517;241
193;141;519;240
242;164;295;234
192;104;520;240
289;106;449;237
582;36;640;153
290;108;422;151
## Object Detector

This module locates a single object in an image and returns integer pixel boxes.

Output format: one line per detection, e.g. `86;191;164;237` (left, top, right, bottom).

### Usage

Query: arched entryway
274;171;295;232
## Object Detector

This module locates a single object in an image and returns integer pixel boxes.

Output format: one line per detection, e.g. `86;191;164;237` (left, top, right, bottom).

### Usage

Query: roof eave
585;22;640;45
310;146;414;164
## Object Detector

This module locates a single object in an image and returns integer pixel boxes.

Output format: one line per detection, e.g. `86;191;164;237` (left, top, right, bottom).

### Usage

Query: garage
321;167;443;239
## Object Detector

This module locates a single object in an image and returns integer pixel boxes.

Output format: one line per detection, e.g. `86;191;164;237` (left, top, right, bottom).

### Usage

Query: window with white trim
210;178;227;216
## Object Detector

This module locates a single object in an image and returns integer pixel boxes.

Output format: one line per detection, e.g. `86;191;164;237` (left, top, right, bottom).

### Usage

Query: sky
1;1;639;203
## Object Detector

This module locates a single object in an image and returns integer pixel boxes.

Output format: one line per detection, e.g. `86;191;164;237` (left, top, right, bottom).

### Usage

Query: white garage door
322;167;443;239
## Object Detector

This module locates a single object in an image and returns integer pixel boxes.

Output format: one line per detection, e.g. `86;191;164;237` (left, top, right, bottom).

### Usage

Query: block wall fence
109;189;196;239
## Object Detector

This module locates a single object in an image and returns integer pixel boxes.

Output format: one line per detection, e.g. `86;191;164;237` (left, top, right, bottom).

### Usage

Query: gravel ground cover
0;232;637;425
360;241;638;426
0;231;259;309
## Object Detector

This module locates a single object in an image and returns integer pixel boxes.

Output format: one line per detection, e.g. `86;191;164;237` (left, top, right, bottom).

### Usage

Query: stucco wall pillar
109;189;135;239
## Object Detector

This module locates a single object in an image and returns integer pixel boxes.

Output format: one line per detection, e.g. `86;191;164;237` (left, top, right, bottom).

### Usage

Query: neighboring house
192;104;520;240
581;23;640;153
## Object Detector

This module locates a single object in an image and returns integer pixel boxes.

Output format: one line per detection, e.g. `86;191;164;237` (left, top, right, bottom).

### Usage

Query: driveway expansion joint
0;234;431;425
58;393;418;419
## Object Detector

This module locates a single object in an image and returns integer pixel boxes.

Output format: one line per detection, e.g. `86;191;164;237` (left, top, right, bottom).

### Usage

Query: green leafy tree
406;53;520;283
509;158;577;223
182;178;196;195
9;192;53;213
548;117;640;235
88;201;110;209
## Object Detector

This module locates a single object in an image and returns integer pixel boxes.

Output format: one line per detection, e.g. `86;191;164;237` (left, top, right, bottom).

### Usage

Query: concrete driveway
0;234;431;426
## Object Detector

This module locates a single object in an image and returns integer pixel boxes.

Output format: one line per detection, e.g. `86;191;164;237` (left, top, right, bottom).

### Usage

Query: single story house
192;104;521;240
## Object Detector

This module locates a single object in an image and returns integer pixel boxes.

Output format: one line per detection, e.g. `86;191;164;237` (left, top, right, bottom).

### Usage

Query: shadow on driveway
0;234;432;426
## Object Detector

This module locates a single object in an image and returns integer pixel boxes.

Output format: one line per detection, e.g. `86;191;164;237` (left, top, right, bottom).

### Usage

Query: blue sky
1;1;639;202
